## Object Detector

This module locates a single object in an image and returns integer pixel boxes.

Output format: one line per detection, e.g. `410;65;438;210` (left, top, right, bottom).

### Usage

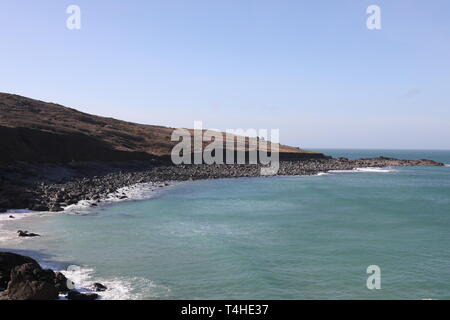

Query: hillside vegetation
0;93;319;163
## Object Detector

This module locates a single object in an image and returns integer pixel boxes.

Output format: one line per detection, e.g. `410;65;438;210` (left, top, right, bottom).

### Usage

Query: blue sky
1;0;450;149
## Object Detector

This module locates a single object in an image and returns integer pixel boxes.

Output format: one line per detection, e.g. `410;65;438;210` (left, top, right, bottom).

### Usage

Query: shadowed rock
67;290;99;300
0;252;77;300
0;252;40;291
55;272;73;293
0;262;58;300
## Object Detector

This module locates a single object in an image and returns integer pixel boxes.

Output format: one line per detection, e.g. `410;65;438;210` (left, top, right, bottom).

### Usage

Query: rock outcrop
0;252;41;291
0;252;104;300
0;253;59;300
0;263;59;300
54;272;73;293
66;290;99;300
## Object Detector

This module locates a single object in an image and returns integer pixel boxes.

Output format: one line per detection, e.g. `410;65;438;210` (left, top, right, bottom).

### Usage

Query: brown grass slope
0;93;320;164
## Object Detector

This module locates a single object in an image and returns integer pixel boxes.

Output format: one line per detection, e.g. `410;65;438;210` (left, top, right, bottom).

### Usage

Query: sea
1;149;450;300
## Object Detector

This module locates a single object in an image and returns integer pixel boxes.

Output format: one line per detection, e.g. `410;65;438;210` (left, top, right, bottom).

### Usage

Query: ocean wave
0;209;36;217
316;172;330;176
355;167;396;173
63;182;177;214
58;265;171;300
0;182;177;216
329;167;396;174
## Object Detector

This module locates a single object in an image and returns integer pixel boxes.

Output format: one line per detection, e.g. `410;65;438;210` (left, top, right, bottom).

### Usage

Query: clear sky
1;0;450;149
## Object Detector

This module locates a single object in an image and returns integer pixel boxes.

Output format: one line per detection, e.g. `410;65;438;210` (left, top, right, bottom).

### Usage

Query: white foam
328;170;355;173
355;167;396;173
63;181;178;214
0;209;42;220
0;182;177;217
58;265;171;300
329;167;396;174
444;164;450;167
316;172;330;176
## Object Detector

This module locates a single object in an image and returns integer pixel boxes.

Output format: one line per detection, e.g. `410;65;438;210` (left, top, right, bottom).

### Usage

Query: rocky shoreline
0;157;444;213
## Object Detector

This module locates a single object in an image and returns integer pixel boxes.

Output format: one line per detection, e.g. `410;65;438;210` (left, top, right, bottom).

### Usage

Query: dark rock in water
67;290;99;300
119;195;127;199
0;263;59;300
9;215;14;219
55;272;73;293
92;282;107;292
17;230;40;237
0;252;40;291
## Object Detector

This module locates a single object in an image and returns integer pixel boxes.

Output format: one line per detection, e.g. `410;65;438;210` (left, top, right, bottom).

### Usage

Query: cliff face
0;126;156;163
0;93;177;163
0;93;324;164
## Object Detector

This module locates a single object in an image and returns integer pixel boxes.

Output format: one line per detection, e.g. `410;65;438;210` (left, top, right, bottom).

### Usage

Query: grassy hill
0;93;322;164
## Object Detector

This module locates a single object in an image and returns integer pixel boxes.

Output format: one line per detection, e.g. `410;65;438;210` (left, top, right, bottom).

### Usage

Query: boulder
0;252;40;290
55;272;73;293
1;263;59;300
67;290;99;300
93;282;107;292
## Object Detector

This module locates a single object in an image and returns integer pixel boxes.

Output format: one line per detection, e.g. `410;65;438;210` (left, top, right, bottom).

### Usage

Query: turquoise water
1;150;450;299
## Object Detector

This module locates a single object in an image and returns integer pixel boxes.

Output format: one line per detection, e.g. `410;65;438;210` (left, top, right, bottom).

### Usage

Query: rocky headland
0;92;445;213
